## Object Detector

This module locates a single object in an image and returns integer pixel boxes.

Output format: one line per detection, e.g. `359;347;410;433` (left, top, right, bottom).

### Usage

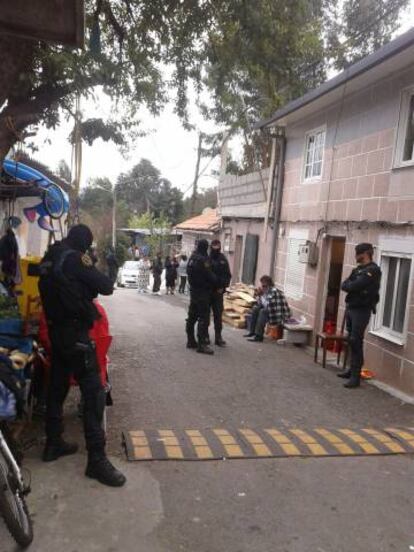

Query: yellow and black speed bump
122;427;414;461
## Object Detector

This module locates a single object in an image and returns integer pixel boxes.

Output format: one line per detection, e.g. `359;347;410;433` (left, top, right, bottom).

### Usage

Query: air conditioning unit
298;241;318;266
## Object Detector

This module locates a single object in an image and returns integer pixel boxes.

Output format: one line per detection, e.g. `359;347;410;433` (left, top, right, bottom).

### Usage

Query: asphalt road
2;288;414;552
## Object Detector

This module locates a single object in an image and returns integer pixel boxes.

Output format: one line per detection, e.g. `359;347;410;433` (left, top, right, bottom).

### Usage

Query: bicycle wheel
0;450;33;547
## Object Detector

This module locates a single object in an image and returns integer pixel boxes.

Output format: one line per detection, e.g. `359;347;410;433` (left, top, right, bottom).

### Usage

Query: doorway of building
232;235;243;283
323;237;346;332
242;233;259;285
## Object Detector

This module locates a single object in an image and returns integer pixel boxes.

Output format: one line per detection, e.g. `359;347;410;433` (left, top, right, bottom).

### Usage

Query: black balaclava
196;239;209;256
67;224;94;253
210;239;221;258
355;243;373;256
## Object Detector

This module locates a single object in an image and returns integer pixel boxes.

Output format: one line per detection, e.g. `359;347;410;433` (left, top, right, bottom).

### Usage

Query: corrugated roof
175;209;220;232
255;26;414;129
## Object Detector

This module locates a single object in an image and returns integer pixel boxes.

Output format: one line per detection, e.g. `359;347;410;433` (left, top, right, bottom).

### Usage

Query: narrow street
4;289;414;552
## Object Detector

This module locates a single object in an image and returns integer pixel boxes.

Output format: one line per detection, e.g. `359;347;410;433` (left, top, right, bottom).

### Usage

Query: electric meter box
298;241;318;266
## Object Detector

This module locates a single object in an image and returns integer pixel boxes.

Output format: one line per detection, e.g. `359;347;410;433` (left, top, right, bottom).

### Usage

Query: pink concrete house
220;28;414;397
254;29;414;395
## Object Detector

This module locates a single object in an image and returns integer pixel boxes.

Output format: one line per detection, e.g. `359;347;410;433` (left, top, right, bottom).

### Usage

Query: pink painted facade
273;62;414;396
220;34;414;396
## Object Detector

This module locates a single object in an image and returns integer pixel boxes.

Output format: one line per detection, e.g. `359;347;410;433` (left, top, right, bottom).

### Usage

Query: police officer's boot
343;366;361;388
197;339;214;355
86;455;126;487
215;333;226;347
43;439;79;462
186;323;198;349
186;320;198;349
187;336;198;349
344;377;360;388
337;370;351;379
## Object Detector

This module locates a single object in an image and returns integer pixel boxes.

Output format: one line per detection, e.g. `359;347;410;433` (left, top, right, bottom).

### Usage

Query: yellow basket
15;256;42;319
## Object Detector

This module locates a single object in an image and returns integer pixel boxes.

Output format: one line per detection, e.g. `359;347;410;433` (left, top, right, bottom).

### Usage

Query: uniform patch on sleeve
81;254;93;267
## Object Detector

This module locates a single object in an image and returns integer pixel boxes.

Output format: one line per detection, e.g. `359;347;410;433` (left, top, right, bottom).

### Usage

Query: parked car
117;261;140;288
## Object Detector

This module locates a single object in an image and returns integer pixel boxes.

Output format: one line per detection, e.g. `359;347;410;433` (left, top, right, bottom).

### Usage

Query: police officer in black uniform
39;224;126;487
186;239;217;355
338;243;381;389
209;239;232;346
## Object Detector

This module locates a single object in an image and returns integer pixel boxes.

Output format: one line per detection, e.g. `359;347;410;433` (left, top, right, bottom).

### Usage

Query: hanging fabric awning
1;159;70;231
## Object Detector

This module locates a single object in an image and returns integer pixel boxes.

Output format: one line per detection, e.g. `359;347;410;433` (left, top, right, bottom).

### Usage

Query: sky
31;3;414;197
33;87;222;197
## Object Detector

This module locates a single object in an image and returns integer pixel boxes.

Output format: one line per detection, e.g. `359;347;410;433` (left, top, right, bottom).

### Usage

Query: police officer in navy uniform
186;239;217;355
39;224;126;487
338;243;381;389
209;239;232;346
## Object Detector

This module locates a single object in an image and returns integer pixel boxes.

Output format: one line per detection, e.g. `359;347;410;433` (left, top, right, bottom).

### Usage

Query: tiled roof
175;209;220;232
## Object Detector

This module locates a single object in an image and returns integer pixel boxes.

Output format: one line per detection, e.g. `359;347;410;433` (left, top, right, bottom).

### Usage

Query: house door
242;233;259;285
323;237;346;331
232;235;243;283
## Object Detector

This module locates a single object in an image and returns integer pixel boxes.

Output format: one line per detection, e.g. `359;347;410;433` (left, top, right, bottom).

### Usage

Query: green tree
201;0;409;170
182;188;217;220
128;211;171;255
0;1;214;160
324;0;410;70
117;159;184;224
0;0;408;166
79;176;130;256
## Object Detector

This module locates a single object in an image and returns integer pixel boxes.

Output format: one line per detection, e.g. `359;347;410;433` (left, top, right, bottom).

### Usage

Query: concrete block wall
282;64;414;226
219;169;269;219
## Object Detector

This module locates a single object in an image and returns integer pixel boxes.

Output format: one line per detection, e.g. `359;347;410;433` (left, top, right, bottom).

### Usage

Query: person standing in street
165;255;178;294
105;247;119;285
186;239;216;355
338;243;381;388
244;275;291;343
151;252;163;295
137;256;151;293
209;240;232;346
38;224;126;487
178;254;188;294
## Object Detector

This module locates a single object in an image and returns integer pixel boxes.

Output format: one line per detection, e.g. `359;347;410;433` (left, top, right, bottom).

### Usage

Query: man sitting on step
244;275;291;343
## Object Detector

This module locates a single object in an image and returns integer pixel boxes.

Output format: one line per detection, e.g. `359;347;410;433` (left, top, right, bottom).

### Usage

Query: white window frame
302;125;326;183
394;85;414;169
370;244;414;346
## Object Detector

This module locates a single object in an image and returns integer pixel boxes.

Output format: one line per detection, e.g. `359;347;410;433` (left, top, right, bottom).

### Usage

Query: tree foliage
0;0;409;169
128;211;172;255
324;0;410;70
182;188;217;220
0;0;212;159
117;158;183;223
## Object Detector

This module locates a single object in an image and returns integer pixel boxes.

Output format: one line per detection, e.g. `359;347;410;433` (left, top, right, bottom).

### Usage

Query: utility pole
112;185;116;249
190;133;203;216
70;94;82;225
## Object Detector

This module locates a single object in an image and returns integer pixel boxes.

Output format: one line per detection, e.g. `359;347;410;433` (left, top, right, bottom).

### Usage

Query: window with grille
375;253;412;341
303;127;326;181
284;238;306;299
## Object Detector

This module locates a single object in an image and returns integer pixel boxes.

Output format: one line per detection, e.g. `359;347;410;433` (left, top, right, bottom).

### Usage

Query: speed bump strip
122;427;414;461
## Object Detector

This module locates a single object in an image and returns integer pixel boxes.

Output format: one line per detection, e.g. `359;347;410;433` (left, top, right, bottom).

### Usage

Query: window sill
369;329;405;346
302;177;322;184
392;160;414;170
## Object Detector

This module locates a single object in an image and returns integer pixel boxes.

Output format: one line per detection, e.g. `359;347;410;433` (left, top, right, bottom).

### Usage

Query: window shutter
284;238;306;298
